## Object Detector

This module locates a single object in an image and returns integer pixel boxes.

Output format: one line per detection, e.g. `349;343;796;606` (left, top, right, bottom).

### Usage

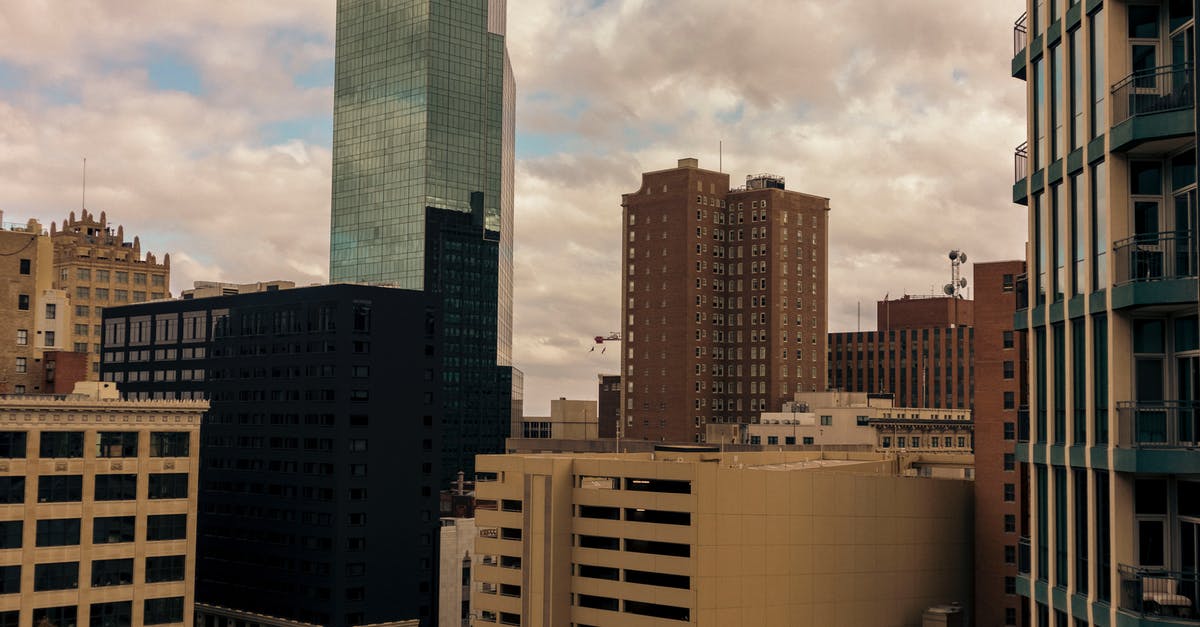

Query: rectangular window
148;473;188;499
1034;56;1047;169
94;474;137;501
1090;161;1108;290
1093;314;1109;443
90;601;131;627
1051;42;1063;160
1053;184;1066;301
18;259;30;274
819;415;832;426
91;558;134;587
1053;324;1066;444
1069;27;1083;149
17;295;28;310
0;433;26;458
15;329;26;346
1089;8;1105;138
45;303;56;320
38;475;83;503
144;597;184;625
34;562;79;591
0;565;17;595
1073;468;1089;594
35;518;81;547
1034;193;1046;304
96;432;138;458
145;555;186;583
1070;173;1084;295
33;608;76;627
1071;319;1087;443
1004;453;1016;471
1095;471;1111;600
147;514;187;541
0;478;23;504
13;358;26;374
150;432;190;457
1004;422;1016;440
92;516;135;544
39;432;84;458
0;521;21;549
44;331;54;347
1054;467;1068;585
1037;466;1049;581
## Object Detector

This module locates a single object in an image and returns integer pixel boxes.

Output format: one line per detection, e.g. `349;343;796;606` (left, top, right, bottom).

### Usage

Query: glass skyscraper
330;0;517;480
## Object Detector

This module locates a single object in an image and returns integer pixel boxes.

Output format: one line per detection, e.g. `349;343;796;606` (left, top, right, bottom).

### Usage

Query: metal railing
1119;564;1200;620
1018;537;1031;575
1117;401;1200;448
1015;273;1029;310
1111;63;1195;126
1013;12;1028;56
1017;406;1030;443
1113;231;1197;286
1014;142;1029;184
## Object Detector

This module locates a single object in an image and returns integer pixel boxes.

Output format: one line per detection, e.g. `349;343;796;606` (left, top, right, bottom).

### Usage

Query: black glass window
144;597;184;625
147;514;187;541
91;559;134;587
148;473;188;499
0;477;23;504
92;516;135;544
34;562;79;591
94;474;137;501
38;475;83;502
145;555;185;583
33;607;76;627
89;601;130;627
36;518;80;547
39;432;83;458
150;432;190;457
0;565;18;595
0;432;26;458
0;521;20;549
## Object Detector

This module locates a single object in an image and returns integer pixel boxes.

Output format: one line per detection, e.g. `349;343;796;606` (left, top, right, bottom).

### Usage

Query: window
145;555;186;583
0;521;20;549
1003;361;1015;379
1004;453;1016;471
0;433;25;458
1004;391;1016;409
33;607;76;627
13;358;26;374
45;303;56;319
38;475;83;502
92;516;135;544
90;601;131;627
115;271;128;283
95;474;137;501
150;432;190;457
1005;575;1017;594
1005;545;1017;564
39;432;83;458
819;415;832;426
1004;483;1016;502
18;259;30;275
1004;421;1016;440
36;518;81;547
91;558;133;587
802;436;814;445
17;295;28;311
144;597;184;625
15;329;26;346
147;514;187;541
0;477;23;504
44;330;55;347
34;562;79;591
148;473;188;499
96;432;138;458
0;565;18;594
1005;514;1017;533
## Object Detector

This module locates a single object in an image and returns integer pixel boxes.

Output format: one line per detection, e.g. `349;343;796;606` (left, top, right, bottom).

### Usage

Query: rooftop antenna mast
81;157;87;210
944;250;969;328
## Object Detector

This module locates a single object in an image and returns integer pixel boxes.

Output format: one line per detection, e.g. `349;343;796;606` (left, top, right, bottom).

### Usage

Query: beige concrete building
521;398;599;440
718;391;974;454
440;517;477;627
471;448;973;627
50;209;171;376
0;381;205;626
180;280;295;300
0;214;78;395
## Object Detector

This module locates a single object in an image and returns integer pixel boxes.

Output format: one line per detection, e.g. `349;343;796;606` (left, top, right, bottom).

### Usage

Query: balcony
1110;63;1196;153
1119;564;1200;622
1117;401;1200;449
1012;12;1028;80
1112;231;1198;310
1014;142;1029;205
1018;536;1031;575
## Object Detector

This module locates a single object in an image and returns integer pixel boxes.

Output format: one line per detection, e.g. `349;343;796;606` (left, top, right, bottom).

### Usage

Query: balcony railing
1013;12;1028;56
1119;564;1200;620
1014;142;1029;184
1118;401;1200;448
1015;273;1029;310
1017;406;1030;443
1018;537;1031;575
1112;63;1195;126
1114;231;1197;286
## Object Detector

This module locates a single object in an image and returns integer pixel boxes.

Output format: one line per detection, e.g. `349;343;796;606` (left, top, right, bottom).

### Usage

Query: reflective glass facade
330;0;517;481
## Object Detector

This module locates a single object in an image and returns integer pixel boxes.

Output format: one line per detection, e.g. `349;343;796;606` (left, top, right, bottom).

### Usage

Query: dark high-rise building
620;158;831;443
597;374;620;439
328;0;518;481
101;285;443;626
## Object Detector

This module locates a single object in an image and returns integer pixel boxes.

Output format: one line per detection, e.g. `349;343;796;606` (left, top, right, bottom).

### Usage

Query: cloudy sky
0;0;1026;416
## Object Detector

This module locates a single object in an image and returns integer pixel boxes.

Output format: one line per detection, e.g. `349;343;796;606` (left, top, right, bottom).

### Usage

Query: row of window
0;431;189;459
0;514;187;547
7;596;184;627
0;555;184;593
64;267;165;285
0;473;188;504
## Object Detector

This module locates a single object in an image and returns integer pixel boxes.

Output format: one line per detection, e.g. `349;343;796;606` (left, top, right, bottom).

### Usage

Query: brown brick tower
620;158;830;442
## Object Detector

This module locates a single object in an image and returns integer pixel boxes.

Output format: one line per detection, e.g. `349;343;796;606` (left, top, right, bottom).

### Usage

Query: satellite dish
943;283;955;296
959;277;968;287
958;252;968;263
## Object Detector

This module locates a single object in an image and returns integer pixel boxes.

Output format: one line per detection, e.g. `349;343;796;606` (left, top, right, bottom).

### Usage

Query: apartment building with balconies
1010;0;1198;624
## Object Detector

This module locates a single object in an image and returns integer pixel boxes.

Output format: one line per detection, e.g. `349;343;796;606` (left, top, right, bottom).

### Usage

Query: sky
0;0;1026;417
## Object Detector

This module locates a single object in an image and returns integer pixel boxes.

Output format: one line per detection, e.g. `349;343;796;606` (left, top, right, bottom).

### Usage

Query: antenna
81;157;87;210
944;250;969;328
719;140;723;173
